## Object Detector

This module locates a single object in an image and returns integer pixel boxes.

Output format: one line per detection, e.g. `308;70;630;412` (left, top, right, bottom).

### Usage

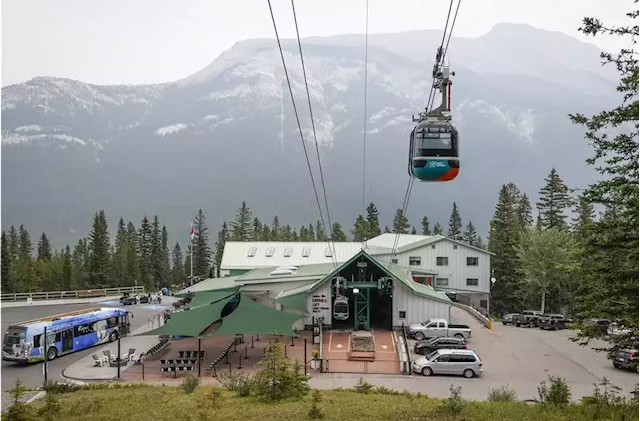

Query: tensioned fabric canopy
184;290;238;310
207;293;302;338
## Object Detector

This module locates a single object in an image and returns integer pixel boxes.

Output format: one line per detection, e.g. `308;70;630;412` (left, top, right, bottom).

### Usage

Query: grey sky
1;0;632;86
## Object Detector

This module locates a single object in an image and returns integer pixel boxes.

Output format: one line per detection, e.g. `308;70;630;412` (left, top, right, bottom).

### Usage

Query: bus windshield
3;328;26;347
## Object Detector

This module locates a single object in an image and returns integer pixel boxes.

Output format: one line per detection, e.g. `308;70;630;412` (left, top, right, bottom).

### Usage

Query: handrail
1;286;146;302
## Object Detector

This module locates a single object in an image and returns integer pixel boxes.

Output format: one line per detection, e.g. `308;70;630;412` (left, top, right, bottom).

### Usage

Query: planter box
311;360;320;370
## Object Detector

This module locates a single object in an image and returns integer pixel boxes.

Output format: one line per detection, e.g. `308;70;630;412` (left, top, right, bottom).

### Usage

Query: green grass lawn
20;385;638;421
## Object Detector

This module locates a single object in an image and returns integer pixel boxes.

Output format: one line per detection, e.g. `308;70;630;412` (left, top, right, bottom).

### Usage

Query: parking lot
402;307;638;400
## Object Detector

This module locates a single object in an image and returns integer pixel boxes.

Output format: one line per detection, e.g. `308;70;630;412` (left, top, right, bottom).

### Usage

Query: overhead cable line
267;0;338;268
361;0;370;243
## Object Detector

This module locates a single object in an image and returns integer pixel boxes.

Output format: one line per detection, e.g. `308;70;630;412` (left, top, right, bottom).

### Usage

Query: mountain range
1;23;618;249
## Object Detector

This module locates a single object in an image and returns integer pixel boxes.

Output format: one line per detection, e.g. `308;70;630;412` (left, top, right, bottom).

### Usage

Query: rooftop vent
265;247;275;257
302;247;311;257
247;247;257;257
283;247;292;257
270;265;300;276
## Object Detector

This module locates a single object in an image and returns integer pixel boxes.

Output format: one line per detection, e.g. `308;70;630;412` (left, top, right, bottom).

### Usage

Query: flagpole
190;239;193;282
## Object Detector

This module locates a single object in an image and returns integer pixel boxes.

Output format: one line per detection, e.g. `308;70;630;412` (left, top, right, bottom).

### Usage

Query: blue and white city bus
2;307;131;364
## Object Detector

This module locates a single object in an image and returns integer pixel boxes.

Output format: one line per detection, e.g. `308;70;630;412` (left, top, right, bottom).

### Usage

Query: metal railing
0;286;145;302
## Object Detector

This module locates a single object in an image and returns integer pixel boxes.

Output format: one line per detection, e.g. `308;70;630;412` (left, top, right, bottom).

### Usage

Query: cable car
409;119;459;182
333;295;349;321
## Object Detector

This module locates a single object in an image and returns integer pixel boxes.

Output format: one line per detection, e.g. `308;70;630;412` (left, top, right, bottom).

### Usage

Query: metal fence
0;286;145;302
323;358;405;375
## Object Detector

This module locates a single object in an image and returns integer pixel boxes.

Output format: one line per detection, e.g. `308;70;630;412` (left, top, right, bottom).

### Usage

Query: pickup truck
514;310;542;328
407;319;472;341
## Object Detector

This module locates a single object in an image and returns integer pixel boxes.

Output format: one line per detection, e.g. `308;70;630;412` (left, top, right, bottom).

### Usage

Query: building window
466;278;479;286
265;247;275;257
453;245;458;249
431;245;436;249
391;258;398;264
302;247;311;257
283;247;292;257
247;247;257;257
399;311;406;319
466;257;479;266
409;257;421;266
435;278;449;287
436;257;449;266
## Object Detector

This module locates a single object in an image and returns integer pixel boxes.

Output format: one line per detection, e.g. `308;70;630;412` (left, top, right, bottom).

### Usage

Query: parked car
414;337;467;355
612;349;638;372
412;349;483;378
538;314;568;330
119;293;136;305
607;322;631;337
514;310;542;328
501;313;518;325
407;319;472;341
583;318;611;335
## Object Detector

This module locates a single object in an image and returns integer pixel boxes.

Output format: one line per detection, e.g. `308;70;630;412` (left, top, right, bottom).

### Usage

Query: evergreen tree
88;211;110;288
488;184;523;314
252;217;263;241
392;209;409;234
410;226;417;235
291;229;299;241
299;226;310;241
432;222;443;235
536;168;571;230
161;226;171;286
171;242;185;285
230;202;253;241
518;193;534;229
71;238;89;290
351;215;369;241
569;6;639;354
448;203;463;239
125;221;140;287
571;194;595;238
1;231;11;292
462;221;478;246
150;215;163;288
193;209;212;278
37;233;52;261
111;218;128;287
330;223;347;241
214;222;229;277
315;220;326;241
261;224;272;241
384;226;391;233
281;225;293;241
421;217;431;235
62;246;72;291
365;202;381;238
308;224;315;241
272;216;281;241
138;216;153;288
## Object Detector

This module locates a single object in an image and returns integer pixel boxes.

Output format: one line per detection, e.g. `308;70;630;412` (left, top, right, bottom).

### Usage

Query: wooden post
304;338;307;376
198;338;202;377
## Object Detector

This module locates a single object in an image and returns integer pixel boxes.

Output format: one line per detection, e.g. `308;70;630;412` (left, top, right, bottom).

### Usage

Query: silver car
412;349;483;378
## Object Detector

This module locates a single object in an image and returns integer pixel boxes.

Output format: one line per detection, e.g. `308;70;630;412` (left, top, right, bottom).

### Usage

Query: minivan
412;349;483;378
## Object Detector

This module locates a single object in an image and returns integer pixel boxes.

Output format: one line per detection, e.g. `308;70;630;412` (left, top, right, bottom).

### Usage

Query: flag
190;222;195;242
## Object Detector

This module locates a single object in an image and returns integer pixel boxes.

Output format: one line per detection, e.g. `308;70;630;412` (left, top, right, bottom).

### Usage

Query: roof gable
397;235;494;256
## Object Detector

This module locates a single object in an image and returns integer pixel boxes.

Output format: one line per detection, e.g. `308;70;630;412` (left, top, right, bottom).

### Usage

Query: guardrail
1;286;146;302
453;302;493;329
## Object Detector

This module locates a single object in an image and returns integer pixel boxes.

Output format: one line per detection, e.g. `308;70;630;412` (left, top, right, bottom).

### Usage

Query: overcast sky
1;0;633;86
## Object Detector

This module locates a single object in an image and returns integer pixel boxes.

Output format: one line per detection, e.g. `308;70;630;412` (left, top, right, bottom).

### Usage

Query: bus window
74;323;96;337
34;334;42;348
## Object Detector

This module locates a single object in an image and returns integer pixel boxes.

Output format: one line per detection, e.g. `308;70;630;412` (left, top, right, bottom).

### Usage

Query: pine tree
571;194;595;238
252;217;263;241
518;193;534;229
299;226;310;241
214;222;229;277
308;224;315;241
432;222;443;235
462;221;478;246
272;216;281;241
111;218;128;287
488;184;524;314
161;226;171;286
125;221;140;287
88;211;110;288
62;245;72;291
230;202;253;241
37;233;52;261
291;229;299;241
448;203;463;239
568;5;639;353
384;226;391;233
281;225;293;241
1;231;11;292
410;226;417;235
351;215;369;241
70;238;88;290
193;209;212;278
365;202;381;238
261;225;271;241
392;209;409;234
421;217;431;235
330;223;347;241
171;242;185;285
315;220;326;241
138;217;153;288
150;215;163;288
536;168;571;230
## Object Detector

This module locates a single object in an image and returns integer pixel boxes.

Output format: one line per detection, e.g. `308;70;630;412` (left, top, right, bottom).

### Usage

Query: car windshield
425;351;439;361
421;320;432;326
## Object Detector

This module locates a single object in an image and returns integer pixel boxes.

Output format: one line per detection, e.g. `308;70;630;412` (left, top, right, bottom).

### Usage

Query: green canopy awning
209;293;302;338
140;295;233;337
275;291;309;314
185;290;238;310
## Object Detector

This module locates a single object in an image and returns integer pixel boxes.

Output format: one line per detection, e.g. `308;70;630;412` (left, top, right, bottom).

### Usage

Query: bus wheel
109;330;119;342
47;347;58;361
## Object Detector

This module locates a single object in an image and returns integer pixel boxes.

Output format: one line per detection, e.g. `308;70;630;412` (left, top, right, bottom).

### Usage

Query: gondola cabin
333;296;349;321
409;119;459;182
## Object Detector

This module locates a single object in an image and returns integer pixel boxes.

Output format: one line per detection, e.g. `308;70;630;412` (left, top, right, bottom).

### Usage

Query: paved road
1;302;164;391
397;307;638;401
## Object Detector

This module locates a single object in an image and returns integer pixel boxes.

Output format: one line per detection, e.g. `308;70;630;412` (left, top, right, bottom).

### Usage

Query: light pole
489;276;496;315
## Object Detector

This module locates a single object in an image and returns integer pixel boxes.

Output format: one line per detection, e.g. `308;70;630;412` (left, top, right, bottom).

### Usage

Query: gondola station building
180;234;493;331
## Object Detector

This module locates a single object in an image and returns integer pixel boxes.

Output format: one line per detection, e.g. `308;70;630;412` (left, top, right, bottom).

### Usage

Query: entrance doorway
61;329;73;352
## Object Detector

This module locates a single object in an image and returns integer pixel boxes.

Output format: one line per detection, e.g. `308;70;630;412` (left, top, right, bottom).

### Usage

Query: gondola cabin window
333;297;349;321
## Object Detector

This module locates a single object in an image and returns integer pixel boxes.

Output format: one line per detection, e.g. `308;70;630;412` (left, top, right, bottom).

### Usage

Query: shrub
308;390;324;419
537;375;571;406
218;371;254;397
4;379;35;421
38;393;62;421
253;340;309;402
373;386;400;395
205;387;224;409
440;384;465;415
42;380;82;394
181;374;200;394
487;385;518;402
353;377;374;394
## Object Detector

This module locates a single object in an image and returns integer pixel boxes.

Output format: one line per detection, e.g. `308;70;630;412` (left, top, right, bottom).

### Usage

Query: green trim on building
229;269;252;276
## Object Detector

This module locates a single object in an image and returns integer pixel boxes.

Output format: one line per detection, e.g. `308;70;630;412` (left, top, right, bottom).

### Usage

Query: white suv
412;349;483;378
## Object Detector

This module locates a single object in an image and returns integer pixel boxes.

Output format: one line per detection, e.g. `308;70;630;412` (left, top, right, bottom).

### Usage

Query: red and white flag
190;222;195;242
